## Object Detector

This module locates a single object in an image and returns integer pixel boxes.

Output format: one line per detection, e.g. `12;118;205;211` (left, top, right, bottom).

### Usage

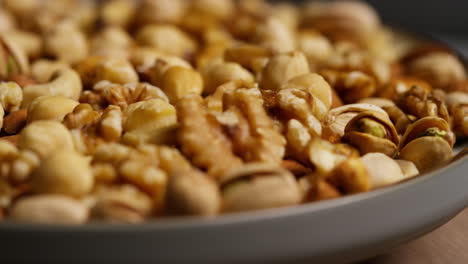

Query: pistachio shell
399;136;453;173
399;116;453;149
395;159;419;178
221;163;301;212
361;153;406;189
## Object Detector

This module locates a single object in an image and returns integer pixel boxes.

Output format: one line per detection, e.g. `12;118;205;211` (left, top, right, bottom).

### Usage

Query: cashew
9;195;89;224
22;68;83;107
18;120;74;159
27;95;79;123
0;82;23;112
31;149;93;196
44;21;88;64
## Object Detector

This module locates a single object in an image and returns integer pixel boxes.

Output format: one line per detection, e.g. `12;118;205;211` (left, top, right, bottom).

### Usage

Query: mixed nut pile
0;0;467;224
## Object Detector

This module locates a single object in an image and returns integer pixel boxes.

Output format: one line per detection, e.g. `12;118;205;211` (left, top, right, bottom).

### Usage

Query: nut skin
2;109;27;134
9;195;89;225
27;95;79;123
166;170;221;216
31;149;93;197
220;163;301;212
18;120;74;159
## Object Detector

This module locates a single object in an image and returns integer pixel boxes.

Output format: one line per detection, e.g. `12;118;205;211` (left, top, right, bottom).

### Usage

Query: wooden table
364;208;468;263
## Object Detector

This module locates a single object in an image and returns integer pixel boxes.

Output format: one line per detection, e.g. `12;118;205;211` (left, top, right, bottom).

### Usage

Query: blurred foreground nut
0;82;23;112
9;195;88;225
27;96;79;123
408;52;466;90
44;21;88;64
342;111;399;156
161;66;203;103
136;24;197;58
220;163;301;212
327;157;370;194
2;109;27;134
18;120;74;159
361;153;406;189
398;117;453;172
123;99;178;145
166;170;221;216
0;35;30;80
91;184;153;223
22;68;82;107
260;51;309;91
201;62;254;95
31;149;93;197
395;159;419;178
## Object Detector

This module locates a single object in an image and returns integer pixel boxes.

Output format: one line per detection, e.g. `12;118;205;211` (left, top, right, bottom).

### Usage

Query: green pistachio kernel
356;118;387;138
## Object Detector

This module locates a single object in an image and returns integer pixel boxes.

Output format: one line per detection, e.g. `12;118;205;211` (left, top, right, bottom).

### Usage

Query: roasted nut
297;30;333;71
177;94;243;179
90;27;133;58
253;17;295;53
31;59;68;83
44;21;88;64
260;51;310;91
327;157;370;193
408;52;466;90
320;70;376;104
136;24;197;58
395;159;419;178
166;170;221;216
138;0;187;25
223;88;287;163
377;77;431;100
220;163;301;212
122;99;178;145
342;111;399;156
18;120;74;159
302;0;380;42
281;73;333;111
7;30;42;59
161;66;203;103
0;34;30;80
383;105;412;135
27;96;79;123
9;195;89;225
99;105;122;141
0;82;23;112
224;44;272;73
398;117;453;172
76;56;139;88
91;184;153;223
100;0;136;28
361;152;406;189
22;68;83;107
201;62;254;95
191;0;234;21
445;92;468;138
2;109;27;134
310;178;341;201
31;149;93;196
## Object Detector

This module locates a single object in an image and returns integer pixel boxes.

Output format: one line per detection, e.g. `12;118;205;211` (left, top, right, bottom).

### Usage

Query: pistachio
361;153;406;189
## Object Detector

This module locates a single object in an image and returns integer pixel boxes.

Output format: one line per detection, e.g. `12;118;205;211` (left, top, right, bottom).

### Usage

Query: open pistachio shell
220;163;301;212
399;136;452;173
343;111;399;156
399;116;454;149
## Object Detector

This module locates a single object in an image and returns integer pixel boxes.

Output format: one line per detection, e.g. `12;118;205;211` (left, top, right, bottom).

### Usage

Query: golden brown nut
281;73;333;111
6;30;42;59
90;27;133;58
220;163;301;212
302;0;380;42
0;34;30;80
260;51;310;91
122;99;178;145
145;55;192;86
224;44;272;73
0;82;23;112
408;52;466;90
44;21;88;64
31;149;93;197
201;62;254;95
297;30;333;71
327;157;370;194
253;17;295;53
22;68;83;107
398;117;454;172
445;92;468;138
100;0;136;28
18;120;74;159
166;170;221;216
27;96;79;123
320;69;376;104
223;88;286;164
161;66;204;103
31;59;68;83
342;111;399;156
136;24;197;58
2;109;27;134
382;105;413;135
138;0;187;25
9;195;89;225
377;77;431;100
177;94;243;179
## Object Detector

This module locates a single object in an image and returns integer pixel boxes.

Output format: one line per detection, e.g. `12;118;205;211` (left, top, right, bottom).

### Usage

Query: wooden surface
364;208;468;264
